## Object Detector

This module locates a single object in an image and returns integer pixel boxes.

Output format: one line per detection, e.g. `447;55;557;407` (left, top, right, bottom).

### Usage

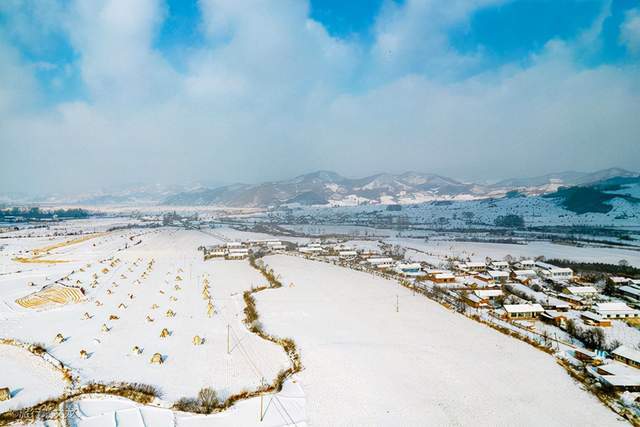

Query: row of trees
0;207;90;220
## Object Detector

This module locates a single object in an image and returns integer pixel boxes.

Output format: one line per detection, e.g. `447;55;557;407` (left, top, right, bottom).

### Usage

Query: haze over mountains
2;168;636;208
163;167;638;208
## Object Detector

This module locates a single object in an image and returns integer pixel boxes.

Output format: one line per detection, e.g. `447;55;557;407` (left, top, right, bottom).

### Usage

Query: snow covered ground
0;343;68;413
0;228;290;407
0;224;633;425
256;255;623;425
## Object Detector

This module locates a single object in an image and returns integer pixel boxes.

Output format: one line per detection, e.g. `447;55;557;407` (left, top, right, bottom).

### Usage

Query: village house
338;250;358;259
227;247;249;260
540;310;567;327
395;263;426;278
515;259;535;269
617;285;640;302
535;261;573;281
462;292;486;308
487;270;510;283
473;289;503;301
430;271;456;284
610;276;632;285
581;311;612;327
366;257;395;269
563;286;599;299
461;262;486;272
503;303;544;320
574;347;598;364
612;346;640;369
596;362;640;391
490;260;509;270
595;302;640;319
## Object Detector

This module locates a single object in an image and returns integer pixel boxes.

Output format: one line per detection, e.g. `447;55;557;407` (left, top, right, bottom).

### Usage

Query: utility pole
227;324;230;354
396;295;399;313
260;377;265;421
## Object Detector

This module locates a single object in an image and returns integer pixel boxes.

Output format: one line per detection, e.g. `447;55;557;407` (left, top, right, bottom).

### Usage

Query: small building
515;259;535;269
512;269;538;279
487;270;510;283
535;261;573;281
612;346;640;369
503;303;544;320
227;248;249;260
473;289;503;300
338;250;358;259
581;311;612;327
609;276;632;285
490;261;509;270
574;347;597;363
432;272;456;284
366;257;395;269
462;292;486;308
563;286;598;298
594;302;640;319
462;262;486;272
540;310;567;327
395;263;425;277
618;285;640;301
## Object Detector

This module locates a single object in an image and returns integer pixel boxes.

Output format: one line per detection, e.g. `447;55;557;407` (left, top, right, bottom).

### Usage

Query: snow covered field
0;228;290;408
0;224;632;425
257;255;622;425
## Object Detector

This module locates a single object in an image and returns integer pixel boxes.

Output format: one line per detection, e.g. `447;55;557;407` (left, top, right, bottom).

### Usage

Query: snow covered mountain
163;168;639;208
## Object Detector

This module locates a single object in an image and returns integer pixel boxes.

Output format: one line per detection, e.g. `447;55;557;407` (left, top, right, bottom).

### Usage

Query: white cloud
0;0;639;195
620;8;640;55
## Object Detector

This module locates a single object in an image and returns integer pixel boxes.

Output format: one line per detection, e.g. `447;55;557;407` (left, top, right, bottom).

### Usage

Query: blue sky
1;0;639;194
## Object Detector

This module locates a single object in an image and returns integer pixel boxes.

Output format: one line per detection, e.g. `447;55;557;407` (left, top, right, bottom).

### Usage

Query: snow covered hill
163;168;639;209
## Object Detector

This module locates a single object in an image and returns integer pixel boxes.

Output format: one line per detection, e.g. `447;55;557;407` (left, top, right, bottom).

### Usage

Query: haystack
202;289;210;299
160;328;170;338
175;276;183;281
76;280;82;285
146;315;154;322
102;268;109;274
0;387;11;401
109;314;119;320
106;289;113;295
54;333;65;344
207;303;215;318
169;296;178;302
79;349;89;359
95;300;103;306
174;285;181;291
120;274;127;279
151;303;159;309
132;346;143;355
101;324;110;332
166;309;176;318
150;353;163;364
118;303;127;310
83;312;92;320
129;293;135;299
159;290;165;295
193;335;204;345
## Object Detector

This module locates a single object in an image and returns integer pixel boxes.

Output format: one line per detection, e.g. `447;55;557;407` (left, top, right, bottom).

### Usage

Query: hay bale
160;328;170;338
79;349;89;359
174;285;181;291
120;274;127;279
165;309;176;318
132;346;143;355
151;303;159;309
169;296;178;302
207;303;214;318
175;276;182;281
102;268;109;274
192;335;204;345
0;387;11;401
150;353;163;364
54;333;65;344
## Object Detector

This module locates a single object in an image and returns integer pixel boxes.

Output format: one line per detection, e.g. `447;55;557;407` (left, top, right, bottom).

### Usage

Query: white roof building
595;302;640;319
564;286;598;296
